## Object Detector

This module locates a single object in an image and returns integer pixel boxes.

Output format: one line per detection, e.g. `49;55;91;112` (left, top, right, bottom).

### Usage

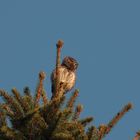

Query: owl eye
62;56;78;70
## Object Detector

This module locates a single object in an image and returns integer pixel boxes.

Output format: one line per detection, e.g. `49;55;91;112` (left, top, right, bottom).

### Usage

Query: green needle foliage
0;40;134;140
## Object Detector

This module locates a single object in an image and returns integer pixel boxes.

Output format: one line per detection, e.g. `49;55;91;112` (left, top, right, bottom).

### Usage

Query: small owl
51;56;78;99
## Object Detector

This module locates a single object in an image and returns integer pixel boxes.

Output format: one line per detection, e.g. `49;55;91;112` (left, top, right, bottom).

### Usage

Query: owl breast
51;66;76;93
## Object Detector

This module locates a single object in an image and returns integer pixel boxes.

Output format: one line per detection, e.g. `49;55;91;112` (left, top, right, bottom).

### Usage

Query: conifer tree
0;40;134;140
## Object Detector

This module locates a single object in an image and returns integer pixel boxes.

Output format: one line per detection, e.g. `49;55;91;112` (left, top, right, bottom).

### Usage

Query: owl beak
75;62;79;69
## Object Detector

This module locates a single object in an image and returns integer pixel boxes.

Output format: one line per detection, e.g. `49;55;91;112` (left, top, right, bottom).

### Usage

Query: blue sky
0;1;140;139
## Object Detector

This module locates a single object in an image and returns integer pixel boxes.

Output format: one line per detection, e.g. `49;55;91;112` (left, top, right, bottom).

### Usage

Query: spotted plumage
51;56;78;98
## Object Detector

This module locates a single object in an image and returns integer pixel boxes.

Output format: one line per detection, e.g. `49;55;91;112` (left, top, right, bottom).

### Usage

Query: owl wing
51;70;55;97
65;71;76;92
51;67;66;98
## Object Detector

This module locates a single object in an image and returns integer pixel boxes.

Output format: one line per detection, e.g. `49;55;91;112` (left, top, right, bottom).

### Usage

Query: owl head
62;56;78;71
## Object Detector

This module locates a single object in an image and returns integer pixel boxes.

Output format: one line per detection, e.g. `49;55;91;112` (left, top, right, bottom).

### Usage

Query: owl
51;56;78;99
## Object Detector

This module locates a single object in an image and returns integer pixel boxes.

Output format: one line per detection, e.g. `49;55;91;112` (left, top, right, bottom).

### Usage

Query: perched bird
51;56;78;99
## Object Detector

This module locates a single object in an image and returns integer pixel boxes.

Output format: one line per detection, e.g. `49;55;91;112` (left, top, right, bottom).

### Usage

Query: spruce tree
0;40;134;140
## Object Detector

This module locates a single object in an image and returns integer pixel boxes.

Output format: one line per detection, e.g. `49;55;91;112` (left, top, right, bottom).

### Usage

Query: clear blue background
0;1;140;139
